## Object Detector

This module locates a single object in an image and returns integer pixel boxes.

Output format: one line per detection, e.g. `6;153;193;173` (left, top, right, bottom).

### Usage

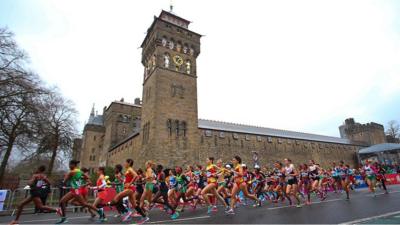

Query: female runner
363;160;377;196
226;156;260;215
56;160;102;224
151;164;179;219
10;165;60;225
201;157;229;214
283;158;302;207
140;161;156;209
338;161;351;200
91;167;108;222
107;159;149;224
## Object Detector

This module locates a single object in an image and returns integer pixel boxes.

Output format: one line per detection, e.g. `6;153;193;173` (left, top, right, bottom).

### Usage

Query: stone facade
339;118;386;146
76;10;387;171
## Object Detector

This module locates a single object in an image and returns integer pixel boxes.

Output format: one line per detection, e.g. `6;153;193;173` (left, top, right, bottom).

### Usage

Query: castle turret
339;118;386;146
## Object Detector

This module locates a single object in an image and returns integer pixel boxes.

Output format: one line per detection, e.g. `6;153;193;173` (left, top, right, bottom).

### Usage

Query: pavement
1;185;400;224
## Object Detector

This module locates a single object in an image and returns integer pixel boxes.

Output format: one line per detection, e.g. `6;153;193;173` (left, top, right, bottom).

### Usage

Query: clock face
173;55;184;66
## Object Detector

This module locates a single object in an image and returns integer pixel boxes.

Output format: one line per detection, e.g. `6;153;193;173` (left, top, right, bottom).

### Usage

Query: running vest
70;169;83;189
234;165;244;183
114;175;124;193
364;165;375;176
206;164;217;183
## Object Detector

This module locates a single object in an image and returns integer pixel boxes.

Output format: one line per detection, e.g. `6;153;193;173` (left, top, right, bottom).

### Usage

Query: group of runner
10;157;390;225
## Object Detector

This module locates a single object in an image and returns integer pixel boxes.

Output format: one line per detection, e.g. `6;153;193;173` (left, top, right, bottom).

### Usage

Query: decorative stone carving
164;54;170;68
162;37;167;47
185;60;191;74
168;40;174;50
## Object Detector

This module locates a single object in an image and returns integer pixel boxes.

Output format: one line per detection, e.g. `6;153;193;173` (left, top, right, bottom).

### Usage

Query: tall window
181;121;187;137
167;119;172;136
175;120;180;136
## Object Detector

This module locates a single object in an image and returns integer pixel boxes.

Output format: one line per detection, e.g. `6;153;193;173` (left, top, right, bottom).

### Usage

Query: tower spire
88;103;95;123
90;103;95;116
169;0;174;13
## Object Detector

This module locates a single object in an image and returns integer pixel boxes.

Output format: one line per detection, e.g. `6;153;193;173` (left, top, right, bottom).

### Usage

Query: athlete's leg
12;197;33;222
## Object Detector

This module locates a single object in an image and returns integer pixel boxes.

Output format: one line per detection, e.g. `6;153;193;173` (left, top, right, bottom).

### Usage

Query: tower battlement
339;118;386;146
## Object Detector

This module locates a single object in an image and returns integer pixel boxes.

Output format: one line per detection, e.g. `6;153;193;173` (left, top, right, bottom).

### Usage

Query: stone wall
107;127;362;170
79;124;105;172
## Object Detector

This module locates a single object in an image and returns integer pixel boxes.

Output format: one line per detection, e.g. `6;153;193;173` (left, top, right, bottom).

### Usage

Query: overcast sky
1;0;399;137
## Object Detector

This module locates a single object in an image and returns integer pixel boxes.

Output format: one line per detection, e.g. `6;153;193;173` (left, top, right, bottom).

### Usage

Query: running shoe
132;212;142;217
55;217;68;224
137;216;150;224
122;211;132;222
55;208;62;217
98;216;108;223
296;204;302;208
171;212;180;220
225;208;235;215
212;205;218;212
97;208;104;218
207;206;213;214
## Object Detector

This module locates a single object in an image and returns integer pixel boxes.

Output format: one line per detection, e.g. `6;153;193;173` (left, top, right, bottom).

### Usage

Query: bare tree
0;75;42;183
386;120;400;143
0;27;26;72
35;90;78;176
0;27;46;183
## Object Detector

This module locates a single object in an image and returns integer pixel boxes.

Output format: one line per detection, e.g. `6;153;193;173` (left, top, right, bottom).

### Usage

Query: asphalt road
1;185;400;224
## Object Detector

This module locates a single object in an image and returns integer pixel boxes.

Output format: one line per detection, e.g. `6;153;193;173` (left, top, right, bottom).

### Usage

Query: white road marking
148;215;210;224
366;190;400;197
339;210;400;225
267;198;343;210
16;215;90;223
10;189;400;224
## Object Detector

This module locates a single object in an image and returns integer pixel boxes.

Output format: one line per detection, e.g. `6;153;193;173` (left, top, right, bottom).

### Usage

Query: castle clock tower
139;10;201;167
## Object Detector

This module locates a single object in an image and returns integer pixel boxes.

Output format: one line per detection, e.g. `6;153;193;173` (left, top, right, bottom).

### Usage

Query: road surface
1;185;400;224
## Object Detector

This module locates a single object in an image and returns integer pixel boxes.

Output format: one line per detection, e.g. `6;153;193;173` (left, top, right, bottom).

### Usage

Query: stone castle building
74;10;387;172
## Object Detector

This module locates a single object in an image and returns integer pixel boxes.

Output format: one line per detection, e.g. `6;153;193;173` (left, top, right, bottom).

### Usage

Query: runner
375;162;389;194
363;159;377;196
226;156;260;215
200;157;229;214
283;158;302;207
140;161;156;210
299;164;311;205
107;159;149;224
111;164;129;217
90;167;108;222
151;164;179;219
309;160;326;202
56;160;102;224
338;161;351;200
10;165;60;225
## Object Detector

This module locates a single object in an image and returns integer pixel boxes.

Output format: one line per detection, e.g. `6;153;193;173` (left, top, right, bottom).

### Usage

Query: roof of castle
87;115;104;126
359;143;400;154
198;119;352;145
